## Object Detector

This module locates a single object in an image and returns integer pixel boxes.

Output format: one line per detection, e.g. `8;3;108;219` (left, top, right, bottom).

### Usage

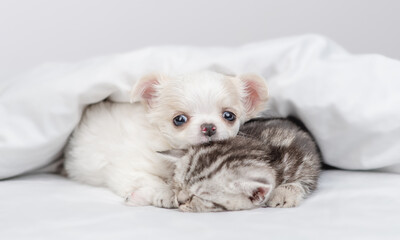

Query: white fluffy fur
64;71;268;207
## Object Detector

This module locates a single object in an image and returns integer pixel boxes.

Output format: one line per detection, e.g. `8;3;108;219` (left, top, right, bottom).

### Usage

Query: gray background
1;0;399;80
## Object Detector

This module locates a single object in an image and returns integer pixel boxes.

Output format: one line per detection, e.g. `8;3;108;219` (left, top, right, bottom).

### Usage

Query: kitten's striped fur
161;118;322;212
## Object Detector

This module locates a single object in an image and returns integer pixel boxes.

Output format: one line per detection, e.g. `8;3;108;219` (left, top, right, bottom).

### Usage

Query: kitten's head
159;140;276;212
131;71;268;148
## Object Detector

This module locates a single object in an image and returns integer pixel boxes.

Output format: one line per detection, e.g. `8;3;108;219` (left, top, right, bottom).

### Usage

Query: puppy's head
131;71;268;148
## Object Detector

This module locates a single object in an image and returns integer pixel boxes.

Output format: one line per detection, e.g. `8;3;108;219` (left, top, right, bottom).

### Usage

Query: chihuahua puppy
64;71;268;208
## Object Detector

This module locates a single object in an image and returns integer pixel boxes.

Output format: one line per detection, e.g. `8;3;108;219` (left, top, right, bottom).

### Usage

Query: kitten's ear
233;181;272;205
157;149;188;162
248;186;271;205
130;73;166;107
239;74;269;118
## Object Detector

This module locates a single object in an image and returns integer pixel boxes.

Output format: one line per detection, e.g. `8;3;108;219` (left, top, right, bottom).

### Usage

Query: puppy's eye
222;111;236;121
173;114;188;126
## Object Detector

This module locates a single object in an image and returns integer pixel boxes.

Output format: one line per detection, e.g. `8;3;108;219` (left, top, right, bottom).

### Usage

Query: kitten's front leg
266;183;305;208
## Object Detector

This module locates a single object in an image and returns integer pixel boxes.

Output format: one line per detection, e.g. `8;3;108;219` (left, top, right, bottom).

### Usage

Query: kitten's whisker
237;131;257;139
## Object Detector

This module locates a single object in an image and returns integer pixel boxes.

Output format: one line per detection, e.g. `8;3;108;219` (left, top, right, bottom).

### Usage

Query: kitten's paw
179;204;194;212
153;189;179;209
266;184;304;208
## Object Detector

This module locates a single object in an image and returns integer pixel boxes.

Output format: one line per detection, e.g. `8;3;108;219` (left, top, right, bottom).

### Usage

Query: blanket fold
1;34;400;179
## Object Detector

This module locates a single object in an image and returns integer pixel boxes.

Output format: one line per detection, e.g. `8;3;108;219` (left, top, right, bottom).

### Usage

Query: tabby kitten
159;118;322;212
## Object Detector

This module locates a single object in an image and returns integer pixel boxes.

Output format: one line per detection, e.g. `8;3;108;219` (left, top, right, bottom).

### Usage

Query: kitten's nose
201;123;217;137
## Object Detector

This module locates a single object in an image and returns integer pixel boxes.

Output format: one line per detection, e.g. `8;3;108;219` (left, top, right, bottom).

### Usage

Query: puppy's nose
201;123;217;137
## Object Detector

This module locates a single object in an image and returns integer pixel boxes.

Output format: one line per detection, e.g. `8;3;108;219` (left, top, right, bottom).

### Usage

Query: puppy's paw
266;184;304;208
125;187;178;209
125;188;152;206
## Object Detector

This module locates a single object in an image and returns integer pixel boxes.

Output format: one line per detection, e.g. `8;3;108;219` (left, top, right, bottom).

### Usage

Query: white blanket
1;34;400;178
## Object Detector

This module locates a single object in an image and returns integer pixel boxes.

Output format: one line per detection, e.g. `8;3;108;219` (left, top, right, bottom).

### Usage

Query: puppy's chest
118;110;172;151
101;105;174;175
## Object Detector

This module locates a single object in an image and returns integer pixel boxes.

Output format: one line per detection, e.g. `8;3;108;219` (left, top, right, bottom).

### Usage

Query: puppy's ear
239;74;269;118
130;73;165;107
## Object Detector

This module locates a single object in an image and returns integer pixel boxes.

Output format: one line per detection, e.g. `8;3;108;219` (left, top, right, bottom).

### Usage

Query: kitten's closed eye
199;191;211;196
179;196;227;212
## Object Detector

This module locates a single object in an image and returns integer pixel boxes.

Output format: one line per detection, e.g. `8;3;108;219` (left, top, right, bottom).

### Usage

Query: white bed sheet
1;170;399;240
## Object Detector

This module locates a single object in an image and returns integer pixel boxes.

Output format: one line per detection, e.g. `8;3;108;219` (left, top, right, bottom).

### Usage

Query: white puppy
64;71;268;208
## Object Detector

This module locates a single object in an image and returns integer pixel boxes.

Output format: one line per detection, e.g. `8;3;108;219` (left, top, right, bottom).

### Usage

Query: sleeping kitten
159;118;322;212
